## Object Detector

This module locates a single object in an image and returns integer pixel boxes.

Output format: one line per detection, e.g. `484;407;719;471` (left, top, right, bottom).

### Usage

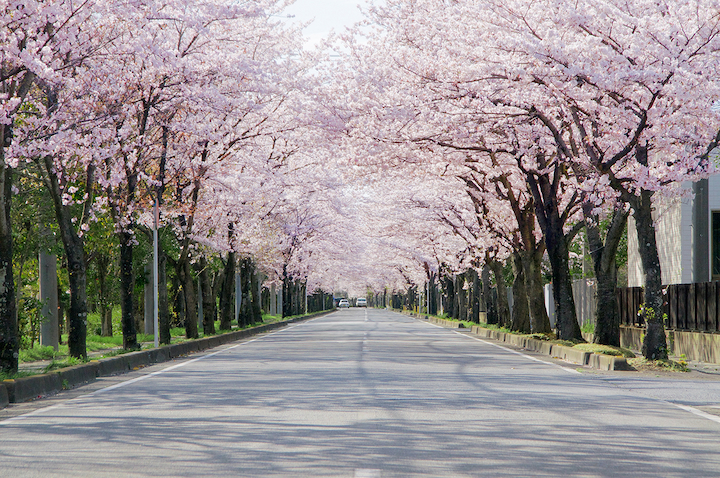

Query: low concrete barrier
0;382;8;409
552;345;590;366
436;318;632;370
588;354;631;371
1;310;334;408
5;373;63;403
56;362;99;388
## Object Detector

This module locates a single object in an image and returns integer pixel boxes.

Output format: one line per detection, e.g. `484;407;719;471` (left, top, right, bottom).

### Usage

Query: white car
338;299;350;308
356;298;367;307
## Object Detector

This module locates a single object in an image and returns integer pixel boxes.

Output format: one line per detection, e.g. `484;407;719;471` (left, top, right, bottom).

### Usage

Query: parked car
356;298;367;307
338;299;350;308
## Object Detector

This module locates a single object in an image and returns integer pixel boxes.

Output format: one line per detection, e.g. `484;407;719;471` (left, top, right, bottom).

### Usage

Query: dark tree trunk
252;266;263;324
40;154;90;358
119;234;138;350
520;250;552;334
97;254;112;337
158;247;171;344
482;264;497;324
177;257;198;339
429;272;437;315
197;256;216;336
443;274;455;318
218;252;235;330
239;258;252;327
633;189;668;359
545;232;581;340
0;153;16;372
584;205;628;346
282;264;292;318
489;259;511;328
454;274;465;320
511;252;531;333
470;269;480;323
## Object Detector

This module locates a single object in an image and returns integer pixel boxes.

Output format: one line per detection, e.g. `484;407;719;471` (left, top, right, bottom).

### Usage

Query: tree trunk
0;154;17;372
251;265;263;323
158;247;171;344
521;250;552;334
218;252;235;330
585;205;628;346
40;155;90;357
633;189;668;359
197;256;216;336
545;230;581;340
239;257;252;328
490;259;511;328
470;269;480;323
429;272;437;315
97;254;112;337
119;234;138;350
443;274;455;318
282;264;292;318
177;257;198;339
482;264;498;324
511;252;532;333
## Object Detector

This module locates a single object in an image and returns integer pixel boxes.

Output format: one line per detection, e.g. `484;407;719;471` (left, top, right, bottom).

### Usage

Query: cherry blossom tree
472;0;720;356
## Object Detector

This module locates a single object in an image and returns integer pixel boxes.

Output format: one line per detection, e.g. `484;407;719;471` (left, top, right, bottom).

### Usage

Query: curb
1;310;333;408
407;311;630;371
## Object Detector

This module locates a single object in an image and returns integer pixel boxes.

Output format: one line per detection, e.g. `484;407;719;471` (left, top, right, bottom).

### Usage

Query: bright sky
283;0;368;46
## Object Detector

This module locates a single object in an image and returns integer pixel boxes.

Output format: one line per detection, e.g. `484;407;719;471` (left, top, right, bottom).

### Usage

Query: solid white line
416;317;581;374
452;330;582;375
671;403;720;425
1;317;324;423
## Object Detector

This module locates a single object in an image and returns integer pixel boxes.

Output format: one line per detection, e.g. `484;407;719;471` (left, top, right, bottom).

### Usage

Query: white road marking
670;403;720;425
1;317;324;423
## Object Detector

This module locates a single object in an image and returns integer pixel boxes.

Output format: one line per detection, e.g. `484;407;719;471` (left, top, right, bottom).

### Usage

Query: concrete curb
1;309;333;408
424;315;631;372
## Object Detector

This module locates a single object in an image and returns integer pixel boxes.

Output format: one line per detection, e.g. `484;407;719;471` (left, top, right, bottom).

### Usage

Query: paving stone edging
0;310;333;409
415;313;631;371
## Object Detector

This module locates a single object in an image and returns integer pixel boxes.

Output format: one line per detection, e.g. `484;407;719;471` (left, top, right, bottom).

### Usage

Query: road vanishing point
2;309;720;477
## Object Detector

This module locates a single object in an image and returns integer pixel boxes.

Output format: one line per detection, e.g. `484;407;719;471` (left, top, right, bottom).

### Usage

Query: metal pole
153;197;159;348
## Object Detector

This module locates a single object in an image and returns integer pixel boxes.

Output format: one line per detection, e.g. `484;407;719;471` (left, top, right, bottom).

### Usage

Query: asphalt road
2;308;720;477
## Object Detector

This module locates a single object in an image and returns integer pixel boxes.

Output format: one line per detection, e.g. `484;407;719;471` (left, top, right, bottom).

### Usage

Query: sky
283;0;368;46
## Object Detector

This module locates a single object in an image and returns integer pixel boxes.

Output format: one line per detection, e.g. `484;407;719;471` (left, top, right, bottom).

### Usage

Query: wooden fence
617;282;720;333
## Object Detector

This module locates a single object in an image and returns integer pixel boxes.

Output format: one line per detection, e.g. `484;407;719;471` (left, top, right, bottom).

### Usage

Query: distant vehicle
338;299;350;308
356;298;367;307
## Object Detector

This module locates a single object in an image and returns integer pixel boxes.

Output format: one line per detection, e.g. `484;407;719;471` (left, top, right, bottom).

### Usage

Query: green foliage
627;357;689;372
0;370;36;381
43;356;86;372
19;344;61;362
17;296;44;349
580;322;595;334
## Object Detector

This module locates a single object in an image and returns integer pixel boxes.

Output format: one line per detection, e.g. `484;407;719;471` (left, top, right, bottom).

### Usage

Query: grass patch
477;322;514;333
0;370;37;380
573;343;635;358
627;357;689;372
43;356;87;373
19;345;62;362
581;322;595;334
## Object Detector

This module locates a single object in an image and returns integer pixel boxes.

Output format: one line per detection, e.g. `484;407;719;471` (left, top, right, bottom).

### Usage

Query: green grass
18;310;322;370
573;343;635;358
580;322;595;334
19;345;62;362
43;356;87;373
0;370;37;380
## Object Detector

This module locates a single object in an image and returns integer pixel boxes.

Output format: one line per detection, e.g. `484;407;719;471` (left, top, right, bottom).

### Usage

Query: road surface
1;308;719;477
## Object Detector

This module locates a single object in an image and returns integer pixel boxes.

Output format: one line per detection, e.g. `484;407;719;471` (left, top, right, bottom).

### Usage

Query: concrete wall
620;325;720;363
628;190;694;287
